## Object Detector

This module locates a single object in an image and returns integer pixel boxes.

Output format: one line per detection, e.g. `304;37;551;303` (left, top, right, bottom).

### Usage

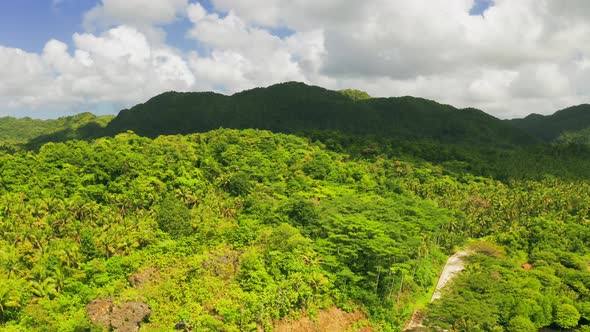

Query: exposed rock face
87;298;113;329
274;306;371;332
111;302;152;332
87;298;151;332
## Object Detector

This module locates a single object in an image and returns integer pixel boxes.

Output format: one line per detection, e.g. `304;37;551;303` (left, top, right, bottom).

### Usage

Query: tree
286;198;319;230
0;283;20;322
224;172;252;197
554;303;580;329
156;195;193;238
339;89;371;101
507;316;536;332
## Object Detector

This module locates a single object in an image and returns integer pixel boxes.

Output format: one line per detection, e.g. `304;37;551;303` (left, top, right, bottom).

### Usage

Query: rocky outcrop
87;298;113;329
87;298;151;332
274;306;371;332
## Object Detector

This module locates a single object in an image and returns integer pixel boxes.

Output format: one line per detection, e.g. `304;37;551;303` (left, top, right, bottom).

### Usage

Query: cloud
210;0;364;30
84;0;189;29
0;47;57;109
199;0;590;117
2;0;590;118
0;26;194;112
83;0;189;43
185;2;320;92
51;0;65;8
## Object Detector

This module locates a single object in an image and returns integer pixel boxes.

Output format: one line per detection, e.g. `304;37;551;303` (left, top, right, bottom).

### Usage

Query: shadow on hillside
25;121;109;150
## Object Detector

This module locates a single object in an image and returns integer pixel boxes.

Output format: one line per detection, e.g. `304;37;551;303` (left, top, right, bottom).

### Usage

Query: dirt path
403;250;470;331
430;250;470;301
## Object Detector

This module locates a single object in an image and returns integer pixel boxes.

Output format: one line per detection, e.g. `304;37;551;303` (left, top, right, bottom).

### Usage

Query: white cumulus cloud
0;26;194;113
204;0;590;117
2;0;590;118
84;0;189;29
83;0;189;44
185;2;319;92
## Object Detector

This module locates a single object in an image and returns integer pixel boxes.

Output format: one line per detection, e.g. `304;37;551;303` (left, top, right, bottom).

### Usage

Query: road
430;250;470;301
403;250;470;331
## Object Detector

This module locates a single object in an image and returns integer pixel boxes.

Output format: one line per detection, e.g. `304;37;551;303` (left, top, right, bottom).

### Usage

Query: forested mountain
6;83;590;150
1;84;590;331
105;82;537;147
99;82;590;181
509;104;590;142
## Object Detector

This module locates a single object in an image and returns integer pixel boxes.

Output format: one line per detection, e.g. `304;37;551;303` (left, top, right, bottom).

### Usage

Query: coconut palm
0;282;20;321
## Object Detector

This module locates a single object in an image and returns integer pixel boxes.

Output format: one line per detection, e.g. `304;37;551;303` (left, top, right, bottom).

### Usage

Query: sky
0;0;589;119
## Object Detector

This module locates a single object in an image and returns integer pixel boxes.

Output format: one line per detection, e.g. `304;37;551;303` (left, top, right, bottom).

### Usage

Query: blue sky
0;0;492;54
470;0;494;16
0;0;95;52
0;0;217;53
0;0;588;119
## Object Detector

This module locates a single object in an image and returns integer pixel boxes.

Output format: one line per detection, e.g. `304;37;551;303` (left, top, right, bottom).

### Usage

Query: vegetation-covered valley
1;83;590;331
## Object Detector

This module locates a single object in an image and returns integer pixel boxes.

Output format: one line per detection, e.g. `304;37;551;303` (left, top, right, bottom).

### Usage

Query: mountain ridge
508;104;590;142
3;82;590;148
105;81;538;147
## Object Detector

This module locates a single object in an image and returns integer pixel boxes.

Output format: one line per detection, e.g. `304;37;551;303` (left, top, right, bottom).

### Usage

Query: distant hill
508;104;590;142
0;112;113;146
106;82;537;146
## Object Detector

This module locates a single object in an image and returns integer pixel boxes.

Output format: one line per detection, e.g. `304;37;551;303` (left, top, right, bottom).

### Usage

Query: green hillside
0;129;589;331
557;127;590;145
106;82;537;147
0;129;452;330
508;104;590;142
0;112;113;147
1;84;590;330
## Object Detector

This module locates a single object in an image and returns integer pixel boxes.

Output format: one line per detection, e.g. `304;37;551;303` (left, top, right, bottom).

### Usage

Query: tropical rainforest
0;82;590;331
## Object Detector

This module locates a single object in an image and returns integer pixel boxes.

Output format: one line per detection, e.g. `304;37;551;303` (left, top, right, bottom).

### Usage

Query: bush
156;195;193;238
507;316;536;332
554;303;580;329
225;172;252;197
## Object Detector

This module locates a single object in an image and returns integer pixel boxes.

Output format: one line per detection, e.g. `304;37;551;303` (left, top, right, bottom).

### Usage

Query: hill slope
508;104;590;142
1;85;590;330
0;112;113;146
106;82;537;146
0;128;589;330
0;129;455;330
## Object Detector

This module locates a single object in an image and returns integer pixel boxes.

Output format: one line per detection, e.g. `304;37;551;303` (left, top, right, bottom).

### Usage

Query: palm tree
0;245;23;278
0;283;20;321
29;277;57;299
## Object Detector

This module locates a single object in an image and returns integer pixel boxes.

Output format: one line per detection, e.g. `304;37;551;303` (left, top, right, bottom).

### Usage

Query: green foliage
0;112;113;147
557;127;590;145
304;129;590;181
105;82;536;147
156;195;193;238
507;316;536;332
0;281;22;322
339;89;371;101
224;172;252;197
1;100;590;331
0;129;455;330
554;303;581;329
285;198;319;229
509;104;590;142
